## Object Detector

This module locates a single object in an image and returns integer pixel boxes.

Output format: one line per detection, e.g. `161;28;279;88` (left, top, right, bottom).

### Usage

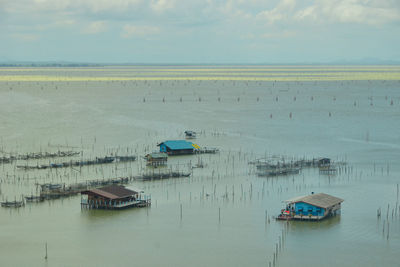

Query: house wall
295;202;325;216
326;203;341;216
159;144;167;153
87;195;110;206
87;194;137;207
169;149;193;155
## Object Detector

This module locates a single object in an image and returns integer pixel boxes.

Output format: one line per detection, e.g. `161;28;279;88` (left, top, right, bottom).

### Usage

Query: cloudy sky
1;0;399;63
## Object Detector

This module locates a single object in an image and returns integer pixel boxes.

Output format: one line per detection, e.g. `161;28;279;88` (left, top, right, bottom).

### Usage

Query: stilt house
278;193;343;220
145;152;168;166
158;140;199;155
81;185;150;209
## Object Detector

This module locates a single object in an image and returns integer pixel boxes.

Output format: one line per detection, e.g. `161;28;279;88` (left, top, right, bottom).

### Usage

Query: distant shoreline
1;62;400;68
0;63;103;67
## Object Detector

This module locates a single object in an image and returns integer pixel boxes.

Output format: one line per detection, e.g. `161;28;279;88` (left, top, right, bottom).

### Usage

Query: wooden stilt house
145;152;168;166
81;185;150;209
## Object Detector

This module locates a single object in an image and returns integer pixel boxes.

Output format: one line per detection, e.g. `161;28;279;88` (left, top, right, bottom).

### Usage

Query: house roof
158;140;195;150
317;158;331;163
284;195;308;203
287;193;344;209
82;185;137;200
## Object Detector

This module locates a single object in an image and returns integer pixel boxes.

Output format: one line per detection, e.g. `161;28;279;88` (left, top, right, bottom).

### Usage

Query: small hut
278;193;343;221
315;157;338;174
81;185;150;209
312;157;332;170
145;152;168;166
184;130;196;139
157;140;199;155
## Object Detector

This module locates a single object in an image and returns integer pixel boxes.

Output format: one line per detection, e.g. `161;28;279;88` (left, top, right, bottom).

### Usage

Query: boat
277;209;293;220
196;147;219;154
139;171;191;181
1;200;24;208
39;183;64;191
25;195;43;202
116;155;137;162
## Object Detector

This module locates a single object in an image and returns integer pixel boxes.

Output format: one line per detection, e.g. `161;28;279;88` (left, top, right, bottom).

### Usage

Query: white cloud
256;0;296;24
294;6;317;21
1;0;399;63
217;0;400;26
2;0;399;27
4;0;143;14
82;0;143;13
294;0;400;26
82;21;107;34
150;0;176;13
121;24;160;38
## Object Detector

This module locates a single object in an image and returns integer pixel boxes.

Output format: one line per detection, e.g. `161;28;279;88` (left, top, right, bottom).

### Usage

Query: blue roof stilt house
157;140;200;155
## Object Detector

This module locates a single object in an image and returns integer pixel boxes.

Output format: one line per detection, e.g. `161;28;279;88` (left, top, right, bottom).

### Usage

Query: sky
0;0;399;64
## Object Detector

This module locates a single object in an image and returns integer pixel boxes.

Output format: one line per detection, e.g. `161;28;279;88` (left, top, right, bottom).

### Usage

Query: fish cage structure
145;152;168;167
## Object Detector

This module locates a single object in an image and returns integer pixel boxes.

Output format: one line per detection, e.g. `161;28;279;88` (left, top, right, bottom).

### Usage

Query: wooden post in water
387;221;389;240
387;204;390;220
278;238;281;252
382;219;385;235
45;242;48;260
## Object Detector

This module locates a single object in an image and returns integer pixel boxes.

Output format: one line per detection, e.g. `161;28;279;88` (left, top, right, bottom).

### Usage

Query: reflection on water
288;215;341;231
80;206;150;222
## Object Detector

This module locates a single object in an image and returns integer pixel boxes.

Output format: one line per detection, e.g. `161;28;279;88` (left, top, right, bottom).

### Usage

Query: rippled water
0;66;399;266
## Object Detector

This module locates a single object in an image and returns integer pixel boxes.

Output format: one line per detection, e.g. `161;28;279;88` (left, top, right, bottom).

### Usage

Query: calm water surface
0;66;399;266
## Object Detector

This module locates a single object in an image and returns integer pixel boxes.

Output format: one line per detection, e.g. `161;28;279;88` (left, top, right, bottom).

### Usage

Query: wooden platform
81;198;151;209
